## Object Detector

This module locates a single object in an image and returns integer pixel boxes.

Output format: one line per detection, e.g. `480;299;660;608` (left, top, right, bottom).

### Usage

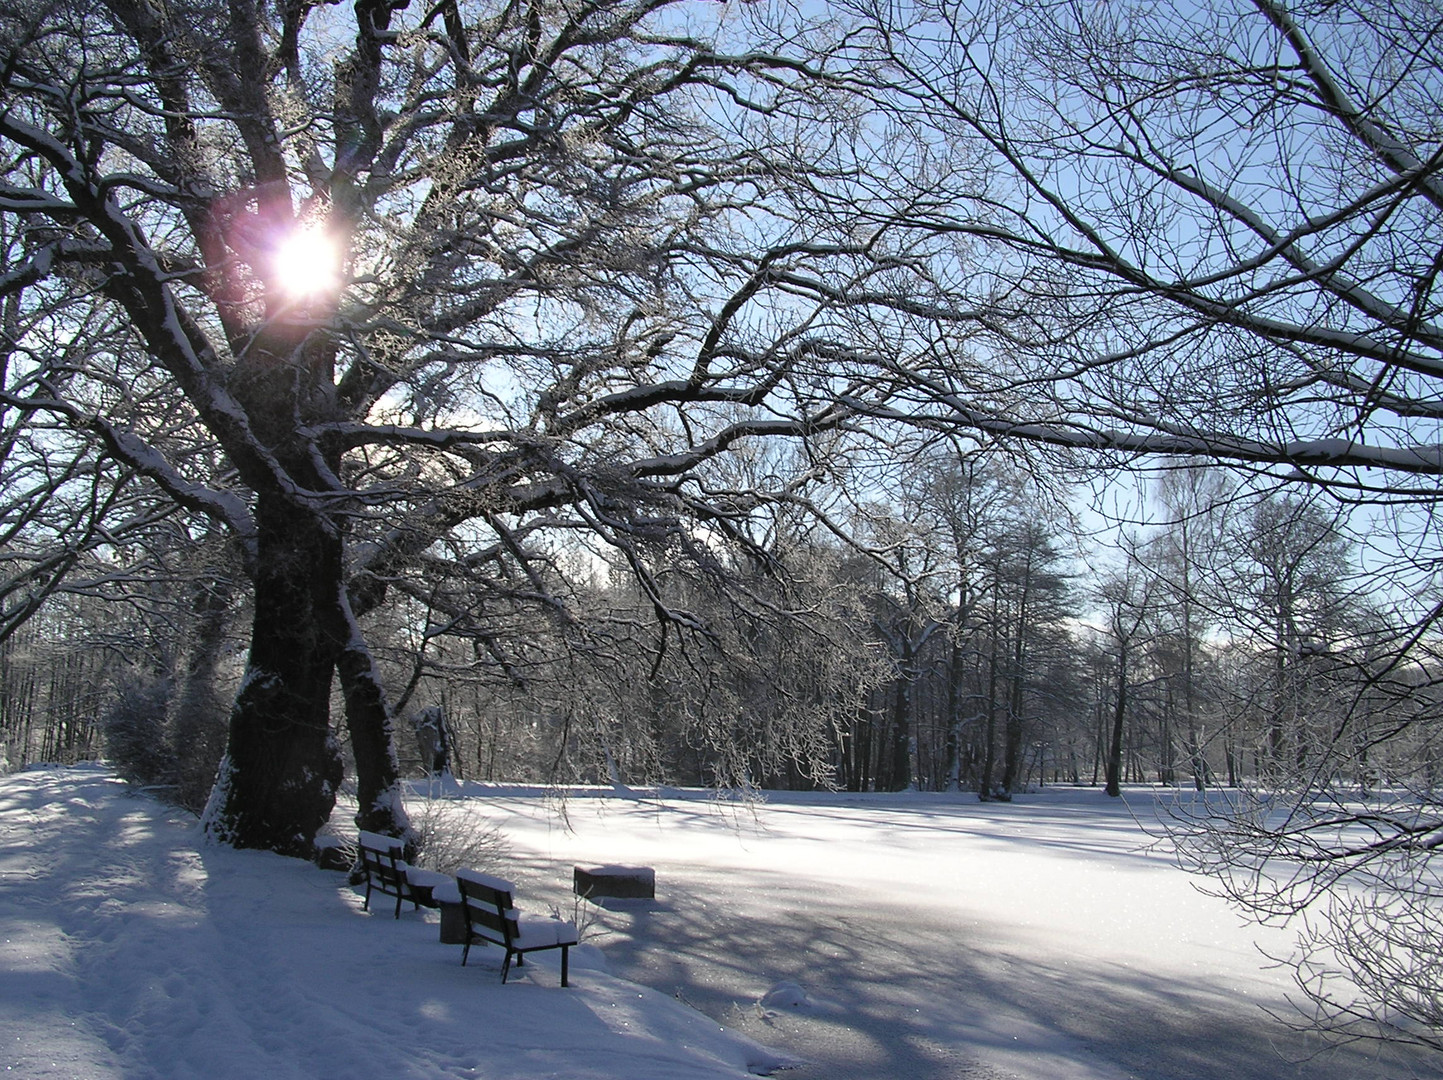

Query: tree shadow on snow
501;853;1434;1080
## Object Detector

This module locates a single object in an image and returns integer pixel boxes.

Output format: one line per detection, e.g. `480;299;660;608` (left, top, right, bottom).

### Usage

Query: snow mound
758;980;840;1016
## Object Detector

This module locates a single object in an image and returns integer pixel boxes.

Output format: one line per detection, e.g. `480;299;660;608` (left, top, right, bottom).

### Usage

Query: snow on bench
355;830;450;919
436;869;578;987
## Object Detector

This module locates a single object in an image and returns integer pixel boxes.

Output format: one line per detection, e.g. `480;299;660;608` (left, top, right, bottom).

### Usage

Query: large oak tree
0;0;958;853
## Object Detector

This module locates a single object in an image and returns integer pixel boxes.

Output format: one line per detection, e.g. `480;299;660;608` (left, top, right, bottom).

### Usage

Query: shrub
407;793;510;874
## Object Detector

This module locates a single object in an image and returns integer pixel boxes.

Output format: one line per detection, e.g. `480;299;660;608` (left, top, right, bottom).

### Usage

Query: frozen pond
474;785;1438;1080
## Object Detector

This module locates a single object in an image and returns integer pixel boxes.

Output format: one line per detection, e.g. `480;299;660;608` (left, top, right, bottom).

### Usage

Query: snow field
4;768;1440;1079
467;785;1441;1080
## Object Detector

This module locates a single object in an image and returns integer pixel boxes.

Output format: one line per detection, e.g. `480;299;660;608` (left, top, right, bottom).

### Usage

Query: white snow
468;784;1441;1080
2;766;1439;1080
758;981;838;1015
455;867;518;894
0;766;795;1080
356;829;403;852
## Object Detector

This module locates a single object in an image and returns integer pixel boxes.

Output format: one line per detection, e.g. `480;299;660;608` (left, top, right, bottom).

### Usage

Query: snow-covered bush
407;795;510;875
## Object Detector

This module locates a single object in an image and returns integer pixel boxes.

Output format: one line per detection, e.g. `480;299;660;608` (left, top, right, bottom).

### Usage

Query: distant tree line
8;457;1435;814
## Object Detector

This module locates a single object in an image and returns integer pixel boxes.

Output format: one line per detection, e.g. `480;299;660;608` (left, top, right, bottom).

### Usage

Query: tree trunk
980;620;999;799
337;592;411;842
202;498;343;857
1000;707;1023;796
171;564;234;811
860;713;870;793
944;638;963;791
1158;691;1175;786
1105;645;1128;797
889;649;915;791
1000;628;1026;796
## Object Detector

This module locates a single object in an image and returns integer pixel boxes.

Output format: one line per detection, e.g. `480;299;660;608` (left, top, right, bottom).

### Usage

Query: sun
271;226;342;302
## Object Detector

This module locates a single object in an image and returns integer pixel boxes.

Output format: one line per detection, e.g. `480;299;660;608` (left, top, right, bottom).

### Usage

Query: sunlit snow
0;766;1434;1079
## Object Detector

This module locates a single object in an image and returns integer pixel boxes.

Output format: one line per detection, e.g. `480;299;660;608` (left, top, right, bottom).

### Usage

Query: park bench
356;830;450;919
451;868;578;986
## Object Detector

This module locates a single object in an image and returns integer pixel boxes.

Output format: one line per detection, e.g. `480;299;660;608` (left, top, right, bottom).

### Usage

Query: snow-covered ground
0;766;792;1080
2;765;1439;1079
474;785;1442;1080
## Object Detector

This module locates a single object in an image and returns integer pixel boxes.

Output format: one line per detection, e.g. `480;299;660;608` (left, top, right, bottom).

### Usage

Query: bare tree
6;1;1442;1049
1221;495;1359;773
1147;467;1233;790
839;0;1443;498
822;0;1443;1050
1095;560;1155;797
0;0;999;853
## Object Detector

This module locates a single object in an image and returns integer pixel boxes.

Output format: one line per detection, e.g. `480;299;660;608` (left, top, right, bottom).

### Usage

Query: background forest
5;457;1431;808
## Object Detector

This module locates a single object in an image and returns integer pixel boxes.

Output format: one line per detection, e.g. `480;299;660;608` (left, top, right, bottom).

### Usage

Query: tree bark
202;497;343;856
980;616;1000;799
336;593;411;842
170;559;234;811
944;638;963;791
888;654;915;791
1105;645;1128;798
1000;621;1027;796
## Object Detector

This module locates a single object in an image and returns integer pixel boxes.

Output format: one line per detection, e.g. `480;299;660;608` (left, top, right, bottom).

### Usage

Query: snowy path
0;767;797;1080
481;788;1441;1080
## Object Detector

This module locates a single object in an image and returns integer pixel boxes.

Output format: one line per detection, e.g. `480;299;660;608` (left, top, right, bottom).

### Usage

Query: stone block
573;864;655;900
438;899;467;945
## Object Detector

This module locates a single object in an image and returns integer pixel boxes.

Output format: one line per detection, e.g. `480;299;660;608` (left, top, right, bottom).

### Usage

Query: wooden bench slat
454;868;577;986
356;832;439;919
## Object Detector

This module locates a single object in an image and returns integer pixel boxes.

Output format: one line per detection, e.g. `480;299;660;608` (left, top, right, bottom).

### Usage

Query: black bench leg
561;946;569;988
501;952;514;984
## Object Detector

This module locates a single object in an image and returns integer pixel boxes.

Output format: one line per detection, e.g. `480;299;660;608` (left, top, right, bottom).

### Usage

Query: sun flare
271;227;342;301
